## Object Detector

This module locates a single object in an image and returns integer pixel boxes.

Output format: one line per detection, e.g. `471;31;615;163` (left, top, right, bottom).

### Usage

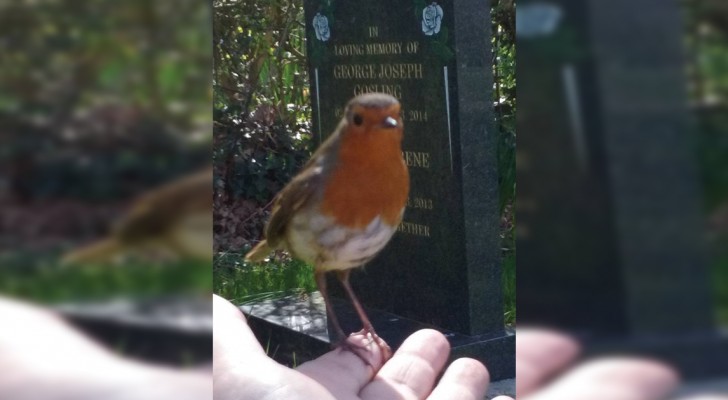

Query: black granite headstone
56;296;212;366
517;0;728;378
243;0;514;380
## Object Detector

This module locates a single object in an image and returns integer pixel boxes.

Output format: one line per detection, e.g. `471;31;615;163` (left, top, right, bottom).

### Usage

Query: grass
0;250;212;303
213;251;316;304
502;249;516;327
214;249;518;327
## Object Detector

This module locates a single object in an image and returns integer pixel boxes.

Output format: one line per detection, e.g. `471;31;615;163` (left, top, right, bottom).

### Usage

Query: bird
62;167;213;265
245;93;409;364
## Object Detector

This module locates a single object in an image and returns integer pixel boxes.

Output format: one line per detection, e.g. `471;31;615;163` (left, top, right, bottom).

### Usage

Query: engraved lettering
403;151;431;169
365;42;403;55
334;44;367;57
378;63;423;79
333;64;378;79
405;41;420;54
406;197;434;210
397;221;431;237
403;109;428;122
353;84;402;98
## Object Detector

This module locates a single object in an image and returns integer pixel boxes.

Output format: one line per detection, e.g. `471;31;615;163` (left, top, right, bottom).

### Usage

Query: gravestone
517;0;728;378
56;296;212;365
242;0;514;380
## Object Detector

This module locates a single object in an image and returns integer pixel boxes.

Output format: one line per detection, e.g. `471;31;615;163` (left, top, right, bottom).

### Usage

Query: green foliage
0;1;211;201
213;0;313;249
492;0;516;215
214;252;316;303
213;0;309;121
684;0;728;322
492;0;516;324
695;109;728;210
0;112;208;201
0;1;210;131
686;0;728;106
0;252;211;303
214;107;312;203
502;249;516;326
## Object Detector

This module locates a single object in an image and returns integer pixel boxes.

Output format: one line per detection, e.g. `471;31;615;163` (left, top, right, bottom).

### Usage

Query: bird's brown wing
62;167;212;264
115;167;212;242
264;160;324;248
264;125;343;247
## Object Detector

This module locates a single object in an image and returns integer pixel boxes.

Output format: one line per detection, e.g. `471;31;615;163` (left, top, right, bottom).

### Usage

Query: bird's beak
383;116;398;128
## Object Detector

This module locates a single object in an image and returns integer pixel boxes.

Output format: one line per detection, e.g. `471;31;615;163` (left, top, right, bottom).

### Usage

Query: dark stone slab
516;0;728;378
55;296;212;366
583;330;728;380
242;294;514;380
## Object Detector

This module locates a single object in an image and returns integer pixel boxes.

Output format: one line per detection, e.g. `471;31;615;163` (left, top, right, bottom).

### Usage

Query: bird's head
342;93;403;141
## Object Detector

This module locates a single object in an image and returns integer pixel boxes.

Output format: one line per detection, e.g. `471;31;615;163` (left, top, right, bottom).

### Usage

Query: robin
62;167;213;264
245;93;409;363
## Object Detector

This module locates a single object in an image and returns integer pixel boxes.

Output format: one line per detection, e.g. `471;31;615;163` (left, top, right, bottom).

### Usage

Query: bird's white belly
286;212;398;271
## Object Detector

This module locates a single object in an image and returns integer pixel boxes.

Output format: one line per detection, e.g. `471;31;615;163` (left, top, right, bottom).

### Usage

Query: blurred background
690;0;728;318
3;0;726;395
517;0;728;386
0;0;212;366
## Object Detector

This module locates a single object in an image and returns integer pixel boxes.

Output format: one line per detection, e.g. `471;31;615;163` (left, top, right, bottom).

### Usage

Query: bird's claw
336;329;392;368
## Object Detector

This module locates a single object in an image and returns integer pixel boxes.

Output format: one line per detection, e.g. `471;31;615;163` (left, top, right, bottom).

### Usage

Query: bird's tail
61;238;124;265
245;240;271;262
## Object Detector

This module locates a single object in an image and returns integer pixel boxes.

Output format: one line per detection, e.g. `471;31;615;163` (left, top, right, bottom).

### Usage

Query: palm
213;295;489;400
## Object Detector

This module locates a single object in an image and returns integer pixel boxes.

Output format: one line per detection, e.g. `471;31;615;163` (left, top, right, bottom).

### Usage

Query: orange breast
321;129;409;229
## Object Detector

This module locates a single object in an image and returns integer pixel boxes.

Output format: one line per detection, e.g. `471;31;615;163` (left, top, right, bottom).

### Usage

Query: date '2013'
407;197;434;210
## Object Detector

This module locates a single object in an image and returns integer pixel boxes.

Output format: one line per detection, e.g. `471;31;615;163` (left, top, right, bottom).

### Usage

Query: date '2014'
333;108;428;123
402;109;428;123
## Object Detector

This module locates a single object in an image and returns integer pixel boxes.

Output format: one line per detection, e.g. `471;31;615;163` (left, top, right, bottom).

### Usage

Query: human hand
511;329;690;400
0;296;211;400
213;294;490;400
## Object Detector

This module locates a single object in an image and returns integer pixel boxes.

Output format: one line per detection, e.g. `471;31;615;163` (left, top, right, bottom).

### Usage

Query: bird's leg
336;270;375;331
316;270;385;366
314;270;347;341
336;270;392;362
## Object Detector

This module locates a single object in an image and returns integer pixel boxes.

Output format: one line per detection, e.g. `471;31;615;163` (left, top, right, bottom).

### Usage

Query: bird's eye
353;114;363;126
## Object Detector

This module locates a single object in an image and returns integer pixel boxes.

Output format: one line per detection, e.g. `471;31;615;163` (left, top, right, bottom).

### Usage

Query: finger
212;294;266;362
296;331;387;399
516;328;580;397
213;295;326;400
360;329;450;400
427;358;489;400
526;358;679;400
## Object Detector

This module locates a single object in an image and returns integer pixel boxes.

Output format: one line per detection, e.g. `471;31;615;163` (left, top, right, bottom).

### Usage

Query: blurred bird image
62;167;213;265
246;93;409;363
